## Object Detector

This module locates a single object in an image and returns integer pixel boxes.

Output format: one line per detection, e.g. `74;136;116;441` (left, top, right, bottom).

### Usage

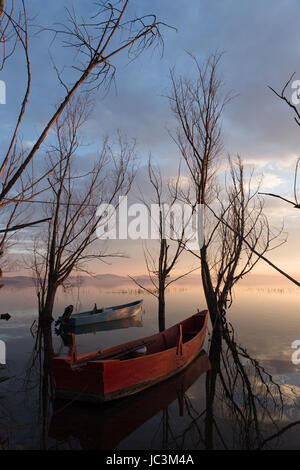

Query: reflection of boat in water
52;311;208;402
57;316;143;336
49;350;210;449
58;299;144;327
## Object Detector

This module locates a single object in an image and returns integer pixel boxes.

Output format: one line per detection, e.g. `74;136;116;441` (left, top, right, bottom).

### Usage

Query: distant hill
2;276;35;287
1;273;201;289
2;272;295;289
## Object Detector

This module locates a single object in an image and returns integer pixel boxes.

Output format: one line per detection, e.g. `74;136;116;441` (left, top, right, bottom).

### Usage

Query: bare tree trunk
41;322;54;378
200;246;221;328
0;0;4;19
40;281;57;324
158;278;166;331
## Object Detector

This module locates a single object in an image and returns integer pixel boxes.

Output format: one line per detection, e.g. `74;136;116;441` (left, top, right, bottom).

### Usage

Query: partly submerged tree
32;94;135;324
169;53;285;327
130;158;199;331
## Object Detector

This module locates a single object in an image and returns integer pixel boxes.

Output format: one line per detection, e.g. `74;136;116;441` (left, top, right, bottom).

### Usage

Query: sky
1;0;300;283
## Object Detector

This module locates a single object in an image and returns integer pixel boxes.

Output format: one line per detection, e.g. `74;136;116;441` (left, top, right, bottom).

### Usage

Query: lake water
0;282;299;450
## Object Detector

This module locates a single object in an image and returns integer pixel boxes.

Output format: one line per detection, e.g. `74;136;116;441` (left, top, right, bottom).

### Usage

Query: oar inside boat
61;332;154;368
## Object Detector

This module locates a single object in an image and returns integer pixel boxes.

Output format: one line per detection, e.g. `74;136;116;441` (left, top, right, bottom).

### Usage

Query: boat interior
145;312;206;356
68;311;207;365
71;300;142;317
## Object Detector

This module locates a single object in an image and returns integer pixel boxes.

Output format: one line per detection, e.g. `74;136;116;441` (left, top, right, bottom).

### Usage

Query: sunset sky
1;0;300;283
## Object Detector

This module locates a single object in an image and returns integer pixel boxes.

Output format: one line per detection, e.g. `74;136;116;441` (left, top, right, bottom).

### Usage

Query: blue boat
58;299;143;327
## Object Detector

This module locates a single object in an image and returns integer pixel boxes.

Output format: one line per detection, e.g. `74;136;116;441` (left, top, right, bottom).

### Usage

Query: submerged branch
207;204;300;287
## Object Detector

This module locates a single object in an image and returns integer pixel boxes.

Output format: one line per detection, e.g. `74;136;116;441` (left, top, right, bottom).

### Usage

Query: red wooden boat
52;309;209;403
50;351;211;449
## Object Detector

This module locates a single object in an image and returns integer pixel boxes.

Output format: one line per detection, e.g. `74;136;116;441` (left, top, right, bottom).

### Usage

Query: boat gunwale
69;299;143;318
55;310;208;366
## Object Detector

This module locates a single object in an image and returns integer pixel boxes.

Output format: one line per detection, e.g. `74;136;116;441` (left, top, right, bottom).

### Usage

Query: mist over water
0;281;299;449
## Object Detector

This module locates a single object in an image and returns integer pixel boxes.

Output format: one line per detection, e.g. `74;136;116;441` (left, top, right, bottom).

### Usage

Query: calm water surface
0;283;299;450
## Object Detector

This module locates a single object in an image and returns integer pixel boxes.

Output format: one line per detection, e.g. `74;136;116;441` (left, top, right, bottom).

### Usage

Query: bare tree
130;159;199;331
0;0;167;258
169;53;285;326
257;75;300;209
32;94;135;325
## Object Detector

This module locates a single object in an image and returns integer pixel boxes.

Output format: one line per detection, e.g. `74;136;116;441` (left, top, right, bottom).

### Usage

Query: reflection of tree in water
176;321;300;450
3;318;300;450
24;321;54;449
0;376;13;449
205;322;284;449
146;321;300;451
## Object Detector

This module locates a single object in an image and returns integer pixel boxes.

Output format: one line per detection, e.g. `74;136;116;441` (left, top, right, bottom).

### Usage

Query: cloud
2;0;300;277
260;173;287;190
22;140;35;150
